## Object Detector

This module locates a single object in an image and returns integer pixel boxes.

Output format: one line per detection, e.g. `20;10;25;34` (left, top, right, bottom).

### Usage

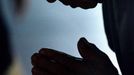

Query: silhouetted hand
47;0;103;9
31;38;119;75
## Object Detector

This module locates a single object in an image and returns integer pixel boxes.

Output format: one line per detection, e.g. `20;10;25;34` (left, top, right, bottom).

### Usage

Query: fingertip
31;67;36;74
31;53;39;61
77;37;100;60
79;37;87;41
70;5;77;8
78;37;91;47
79;1;98;9
39;48;57;57
47;0;56;3
77;37;99;53
39;48;51;54
31;53;39;66
77;37;90;58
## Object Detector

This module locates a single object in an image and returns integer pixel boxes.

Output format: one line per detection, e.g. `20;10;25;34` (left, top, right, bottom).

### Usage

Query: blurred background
1;0;121;75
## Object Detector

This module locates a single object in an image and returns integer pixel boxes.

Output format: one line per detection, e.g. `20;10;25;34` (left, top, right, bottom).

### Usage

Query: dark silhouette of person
0;0;26;74
0;1;12;75
31;0;134;75
103;0;134;75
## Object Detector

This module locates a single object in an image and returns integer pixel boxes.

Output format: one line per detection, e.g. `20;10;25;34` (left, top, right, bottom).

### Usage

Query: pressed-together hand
47;0;103;9
31;38;119;75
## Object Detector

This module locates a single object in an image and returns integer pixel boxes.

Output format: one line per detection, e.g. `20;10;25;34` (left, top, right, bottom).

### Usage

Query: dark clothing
0;1;12;75
103;0;134;75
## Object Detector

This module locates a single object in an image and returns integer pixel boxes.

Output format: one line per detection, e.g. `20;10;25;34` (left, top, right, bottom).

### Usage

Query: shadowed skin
31;38;119;75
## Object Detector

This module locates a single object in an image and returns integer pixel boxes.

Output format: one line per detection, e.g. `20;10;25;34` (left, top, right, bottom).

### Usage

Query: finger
59;0;70;6
39;48;87;72
69;0;78;8
47;0;56;3
32;67;52;75
59;0;77;7
77;37;108;61
79;0;97;9
77;38;119;75
31;53;74;75
31;53;40;66
70;5;77;8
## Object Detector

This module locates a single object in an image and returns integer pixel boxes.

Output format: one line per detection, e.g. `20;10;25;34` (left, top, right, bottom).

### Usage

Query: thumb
77;37;106;60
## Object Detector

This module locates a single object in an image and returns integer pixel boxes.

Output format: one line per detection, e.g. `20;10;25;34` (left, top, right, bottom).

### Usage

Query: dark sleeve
102;0;120;52
102;0;134;75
